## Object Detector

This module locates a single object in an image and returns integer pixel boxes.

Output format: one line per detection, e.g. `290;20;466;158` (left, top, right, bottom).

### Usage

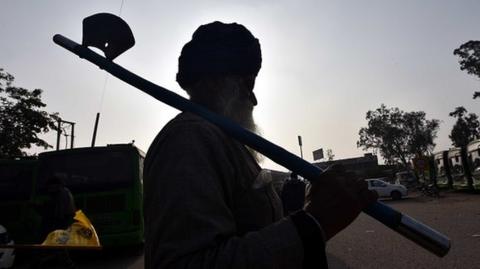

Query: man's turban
176;21;262;89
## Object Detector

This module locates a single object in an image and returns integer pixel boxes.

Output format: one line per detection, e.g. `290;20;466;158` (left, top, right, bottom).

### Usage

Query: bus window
436;163;445;177
467;147;480;174
452;164;464;175
439;167;445;176
472;153;480;173
37;151;133;194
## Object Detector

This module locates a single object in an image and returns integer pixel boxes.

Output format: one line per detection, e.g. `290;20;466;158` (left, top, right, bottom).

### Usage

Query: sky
1;0;479;171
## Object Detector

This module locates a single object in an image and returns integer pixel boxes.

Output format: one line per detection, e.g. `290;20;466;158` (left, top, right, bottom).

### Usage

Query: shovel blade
82;13;135;60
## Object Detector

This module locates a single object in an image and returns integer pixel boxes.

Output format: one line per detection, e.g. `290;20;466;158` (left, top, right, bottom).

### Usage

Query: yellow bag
41;210;101;248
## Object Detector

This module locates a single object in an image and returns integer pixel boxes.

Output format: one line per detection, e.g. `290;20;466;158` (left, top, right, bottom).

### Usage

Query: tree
453;40;480;99
357;104;440;168
449;106;479;147
0;68;60;158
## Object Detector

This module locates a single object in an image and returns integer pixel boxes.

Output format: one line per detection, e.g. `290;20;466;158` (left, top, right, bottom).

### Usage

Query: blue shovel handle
53;34;451;257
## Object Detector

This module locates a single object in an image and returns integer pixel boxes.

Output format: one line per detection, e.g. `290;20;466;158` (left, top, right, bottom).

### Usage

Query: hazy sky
1;0;479;171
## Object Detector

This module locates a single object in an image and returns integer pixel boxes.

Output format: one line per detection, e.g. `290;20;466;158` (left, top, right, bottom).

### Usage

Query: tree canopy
449;106;479;147
357;104;440;167
0;68;60;158
453;40;480;99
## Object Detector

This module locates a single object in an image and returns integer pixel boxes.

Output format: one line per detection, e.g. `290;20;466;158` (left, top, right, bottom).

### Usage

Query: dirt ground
327;191;480;269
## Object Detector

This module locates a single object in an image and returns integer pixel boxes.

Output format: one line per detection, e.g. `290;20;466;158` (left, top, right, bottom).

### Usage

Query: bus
433;151;452;189
467;139;480;190
36;144;145;247
0;158;40;243
448;147;472;190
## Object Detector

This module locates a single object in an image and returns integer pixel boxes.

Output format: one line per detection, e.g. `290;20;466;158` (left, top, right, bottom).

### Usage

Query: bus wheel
391;191;402;200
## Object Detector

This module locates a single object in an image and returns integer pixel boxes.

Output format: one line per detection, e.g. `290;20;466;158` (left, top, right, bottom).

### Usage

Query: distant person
281;173;306;215
144;21;377;268
41;176;76;236
32;176;76;269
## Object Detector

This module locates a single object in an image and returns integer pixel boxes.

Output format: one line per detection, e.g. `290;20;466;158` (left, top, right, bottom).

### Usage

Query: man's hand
304;165;378;241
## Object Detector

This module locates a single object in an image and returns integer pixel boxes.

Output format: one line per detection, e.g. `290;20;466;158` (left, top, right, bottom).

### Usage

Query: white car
366;178;408;200
0;225;15;269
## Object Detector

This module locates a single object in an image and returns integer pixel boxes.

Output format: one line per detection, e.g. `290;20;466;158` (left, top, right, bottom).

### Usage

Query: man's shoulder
164;112;224;137
145;112;228;163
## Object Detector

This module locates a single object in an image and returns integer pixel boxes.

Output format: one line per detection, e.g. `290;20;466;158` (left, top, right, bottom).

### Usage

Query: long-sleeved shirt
144;112;325;269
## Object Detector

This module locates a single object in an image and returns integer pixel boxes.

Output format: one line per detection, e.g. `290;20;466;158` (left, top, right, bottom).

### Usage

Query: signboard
312;148;324;161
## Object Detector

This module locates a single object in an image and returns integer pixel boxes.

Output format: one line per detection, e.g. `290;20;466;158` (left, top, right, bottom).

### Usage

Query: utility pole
63;129;69;149
56;119;76;150
56;120;61;150
70;122;75;148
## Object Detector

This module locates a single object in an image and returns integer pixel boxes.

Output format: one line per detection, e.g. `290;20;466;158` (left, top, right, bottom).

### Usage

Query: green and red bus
35;144;145;247
1;144;145;247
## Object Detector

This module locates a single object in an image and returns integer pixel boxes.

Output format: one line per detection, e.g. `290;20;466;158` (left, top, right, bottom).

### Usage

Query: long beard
221;94;264;163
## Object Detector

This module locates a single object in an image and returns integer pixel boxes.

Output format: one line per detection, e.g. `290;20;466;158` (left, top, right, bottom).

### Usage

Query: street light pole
298;135;303;159
91;112;100;147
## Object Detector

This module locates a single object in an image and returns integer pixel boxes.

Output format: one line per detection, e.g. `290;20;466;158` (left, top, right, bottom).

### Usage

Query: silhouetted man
144;21;377;269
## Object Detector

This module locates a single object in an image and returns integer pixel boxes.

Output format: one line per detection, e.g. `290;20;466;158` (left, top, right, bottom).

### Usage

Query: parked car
366;178;408;200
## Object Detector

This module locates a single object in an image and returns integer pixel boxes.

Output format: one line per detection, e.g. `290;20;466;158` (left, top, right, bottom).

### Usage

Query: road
14;191;480;268
327;191;480;268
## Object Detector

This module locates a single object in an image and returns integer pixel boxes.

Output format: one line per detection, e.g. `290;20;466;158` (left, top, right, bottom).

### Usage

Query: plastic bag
41;210;101;247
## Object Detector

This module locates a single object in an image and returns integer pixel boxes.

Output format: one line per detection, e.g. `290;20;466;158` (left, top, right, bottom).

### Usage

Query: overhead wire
119;0;125;16
97;0;126;113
